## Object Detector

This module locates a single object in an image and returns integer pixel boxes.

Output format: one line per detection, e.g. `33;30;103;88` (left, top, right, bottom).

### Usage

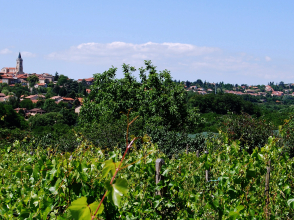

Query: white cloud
0;48;12;54
21;51;36;57
48;42;220;66
47;41;293;84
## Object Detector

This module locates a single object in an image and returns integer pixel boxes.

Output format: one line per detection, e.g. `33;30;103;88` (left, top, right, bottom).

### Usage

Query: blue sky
1;0;294;85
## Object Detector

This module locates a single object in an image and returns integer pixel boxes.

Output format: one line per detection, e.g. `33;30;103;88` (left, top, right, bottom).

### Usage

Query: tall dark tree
54;71;59;81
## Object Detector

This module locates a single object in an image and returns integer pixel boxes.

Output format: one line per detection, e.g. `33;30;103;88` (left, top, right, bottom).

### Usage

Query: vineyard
1;130;294;219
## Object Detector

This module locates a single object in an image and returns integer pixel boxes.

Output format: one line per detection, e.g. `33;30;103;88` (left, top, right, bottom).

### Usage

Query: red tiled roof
29;108;46;113
62;97;74;101
78;97;83;103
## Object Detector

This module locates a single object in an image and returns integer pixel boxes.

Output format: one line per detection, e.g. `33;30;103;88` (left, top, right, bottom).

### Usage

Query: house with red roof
271;91;284;96
77;77;94;85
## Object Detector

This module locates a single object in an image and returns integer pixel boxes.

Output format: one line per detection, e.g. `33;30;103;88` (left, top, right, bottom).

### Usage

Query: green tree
27;74;39;87
29;112;64;128
59;87;67;96
57;75;68;86
59;108;77;126
0;103;28;129
20;99;34;110
1;89;9;95
54;71;59;81
43;99;59;112
35;100;45;108
53;85;60;95
80;61;199;131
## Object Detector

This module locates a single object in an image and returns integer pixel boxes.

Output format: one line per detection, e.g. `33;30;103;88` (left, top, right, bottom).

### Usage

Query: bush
220;113;274;154
280;115;294;157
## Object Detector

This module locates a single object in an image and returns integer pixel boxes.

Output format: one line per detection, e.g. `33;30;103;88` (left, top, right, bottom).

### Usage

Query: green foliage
57;74;68;86
68;197;103;219
20;99;34;110
43;99;59;112
1;132;294;219
27;74;39;87
1;88;9;95
279;115;294;157
0;103;28;129
220;113;274;154
80;61;198;131
29;112;64;128
54;71;59;81
188;93;261;116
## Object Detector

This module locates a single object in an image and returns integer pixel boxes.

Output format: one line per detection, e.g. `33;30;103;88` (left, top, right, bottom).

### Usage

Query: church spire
16;52;23;75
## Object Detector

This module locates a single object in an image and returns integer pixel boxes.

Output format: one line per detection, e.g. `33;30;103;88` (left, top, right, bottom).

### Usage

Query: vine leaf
106;178;128;207
287;198;294;209
68;197;103;220
102;159;120;178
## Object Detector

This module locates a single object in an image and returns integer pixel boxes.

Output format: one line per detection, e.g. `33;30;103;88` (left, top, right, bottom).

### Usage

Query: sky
1;0;294;85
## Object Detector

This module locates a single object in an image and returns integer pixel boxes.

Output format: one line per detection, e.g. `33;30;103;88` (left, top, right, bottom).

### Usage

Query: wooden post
196;150;199;158
265;160;271;219
205;150;209;182
186;144;189;155
155;158;165;196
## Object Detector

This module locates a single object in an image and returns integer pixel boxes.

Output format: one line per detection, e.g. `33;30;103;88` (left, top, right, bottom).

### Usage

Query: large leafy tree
80;61;198;131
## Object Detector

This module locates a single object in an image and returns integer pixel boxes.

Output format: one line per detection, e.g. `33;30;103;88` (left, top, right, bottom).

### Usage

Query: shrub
220;113;274;154
280;115;294;157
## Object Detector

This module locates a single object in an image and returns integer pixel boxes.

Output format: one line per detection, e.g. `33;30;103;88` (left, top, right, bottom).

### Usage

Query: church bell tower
16;52;24;75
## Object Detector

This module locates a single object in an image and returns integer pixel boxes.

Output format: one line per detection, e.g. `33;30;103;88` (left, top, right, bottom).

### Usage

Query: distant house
271;91;284;97
245;89;256;93
28;108;46;116
77;77;94;85
50;96;63;103
34;83;47;88
0;67;16;74
61;97;75;103
197;91;207;95
0;95;14;102
25;94;45;101
1;76;17;85
265;85;273;92
0;93;5;97
38;73;54;84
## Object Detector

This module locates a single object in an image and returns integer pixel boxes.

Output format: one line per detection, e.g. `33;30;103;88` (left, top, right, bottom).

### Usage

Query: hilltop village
0;53;92;116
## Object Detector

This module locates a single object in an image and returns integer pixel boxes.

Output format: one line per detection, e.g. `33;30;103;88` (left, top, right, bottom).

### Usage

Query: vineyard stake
265;160;271;219
205;150;209;182
155;158;165;196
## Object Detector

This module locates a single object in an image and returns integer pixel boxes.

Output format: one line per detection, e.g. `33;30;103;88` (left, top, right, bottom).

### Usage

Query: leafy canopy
80;60;196;130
